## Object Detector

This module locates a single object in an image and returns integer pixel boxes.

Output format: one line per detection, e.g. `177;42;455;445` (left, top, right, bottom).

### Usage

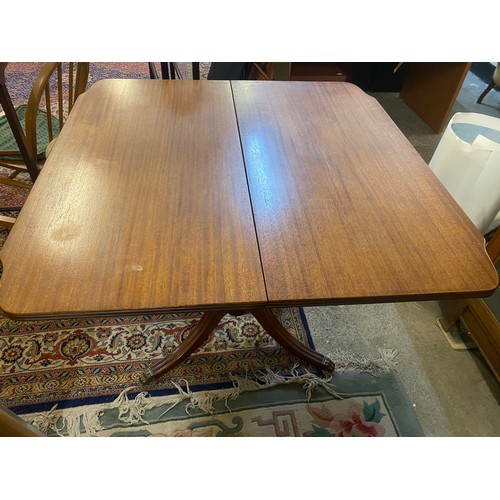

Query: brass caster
321;356;335;375
139;367;155;386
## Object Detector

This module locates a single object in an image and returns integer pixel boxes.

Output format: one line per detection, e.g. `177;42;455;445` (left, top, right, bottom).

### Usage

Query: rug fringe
169;364;342;417
21;348;398;437
326;346;398;374
26;401;106;437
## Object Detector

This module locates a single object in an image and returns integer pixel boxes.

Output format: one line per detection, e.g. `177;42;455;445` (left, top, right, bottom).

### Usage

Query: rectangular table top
232;81;498;305
0;80;497;320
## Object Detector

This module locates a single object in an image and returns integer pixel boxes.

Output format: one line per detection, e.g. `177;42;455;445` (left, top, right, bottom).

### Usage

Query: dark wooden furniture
23;63;89;158
0;62;39;228
0;62;89;229
400;62;471;133
154;62;181;79
0;80;496;384
0;404;42;436
149;63;200;80
477;63;499;104
272;63;348;81
440;228;500;381
0;62;39;181
1;62;89;178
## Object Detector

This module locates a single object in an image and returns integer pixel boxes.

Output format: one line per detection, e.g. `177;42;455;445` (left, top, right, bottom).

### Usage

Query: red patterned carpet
0;308;313;414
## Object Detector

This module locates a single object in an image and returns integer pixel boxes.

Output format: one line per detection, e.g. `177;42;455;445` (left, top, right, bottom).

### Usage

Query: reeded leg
250;308;335;373
141;307;334;385
140;310;226;384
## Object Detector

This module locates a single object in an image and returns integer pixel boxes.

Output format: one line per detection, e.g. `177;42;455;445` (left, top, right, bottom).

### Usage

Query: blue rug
21;370;423;437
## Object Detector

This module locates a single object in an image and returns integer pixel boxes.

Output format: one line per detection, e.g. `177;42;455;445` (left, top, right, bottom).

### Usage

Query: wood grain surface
400;62;471;134
0;80;497;321
0;80;266;318
232;81;498;306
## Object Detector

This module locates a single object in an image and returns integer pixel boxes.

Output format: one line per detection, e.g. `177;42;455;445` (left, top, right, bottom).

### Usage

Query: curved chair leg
0;63;39;182
250;308;335;373
477;81;495;104
140;310;226;384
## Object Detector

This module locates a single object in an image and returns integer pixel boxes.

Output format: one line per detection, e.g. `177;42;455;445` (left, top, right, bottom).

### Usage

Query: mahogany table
0;80;497;383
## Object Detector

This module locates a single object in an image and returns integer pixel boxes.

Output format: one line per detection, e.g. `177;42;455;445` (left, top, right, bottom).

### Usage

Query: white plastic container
429;112;500;234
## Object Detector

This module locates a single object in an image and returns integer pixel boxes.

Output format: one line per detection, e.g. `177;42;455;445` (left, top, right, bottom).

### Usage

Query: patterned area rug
0;305;421;437
0;309;310;414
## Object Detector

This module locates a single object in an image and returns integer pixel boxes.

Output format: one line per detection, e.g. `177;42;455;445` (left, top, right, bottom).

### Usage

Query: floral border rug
0;309;315;413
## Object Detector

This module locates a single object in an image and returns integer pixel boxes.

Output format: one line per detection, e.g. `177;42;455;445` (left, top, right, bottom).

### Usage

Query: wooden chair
0;62;89;228
26;62;89;160
148;63;200;80
477;63;500;104
0;62;39;228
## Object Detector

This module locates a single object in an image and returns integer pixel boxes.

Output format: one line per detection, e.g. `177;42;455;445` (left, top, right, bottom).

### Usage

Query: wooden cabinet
262;62;349;82
400;62;471;133
288;62;348;81
440;229;500;382
462;291;500;381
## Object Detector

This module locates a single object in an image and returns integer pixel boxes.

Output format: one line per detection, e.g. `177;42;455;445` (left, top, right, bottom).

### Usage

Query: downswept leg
250;308;335;374
140;310;226;384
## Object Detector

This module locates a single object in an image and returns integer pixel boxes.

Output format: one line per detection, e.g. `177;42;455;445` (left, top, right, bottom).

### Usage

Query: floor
308;66;500;437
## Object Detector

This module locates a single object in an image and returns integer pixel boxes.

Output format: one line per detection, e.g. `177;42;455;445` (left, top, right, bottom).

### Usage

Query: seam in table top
229;80;270;304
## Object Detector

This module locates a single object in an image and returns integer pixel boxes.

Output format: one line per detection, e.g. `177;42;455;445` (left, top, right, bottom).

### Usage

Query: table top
0;80;497;320
232;81;498;305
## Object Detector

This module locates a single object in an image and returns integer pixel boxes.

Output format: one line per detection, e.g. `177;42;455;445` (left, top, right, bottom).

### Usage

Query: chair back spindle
0;62;90;229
